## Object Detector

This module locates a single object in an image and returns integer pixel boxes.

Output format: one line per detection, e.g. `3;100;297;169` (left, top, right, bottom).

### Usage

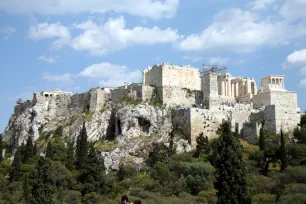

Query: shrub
252;193;276;204
283;183;306;195
279;193;306;204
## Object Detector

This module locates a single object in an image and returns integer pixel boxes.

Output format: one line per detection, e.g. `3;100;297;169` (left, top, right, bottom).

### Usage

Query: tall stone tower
202;72;220;109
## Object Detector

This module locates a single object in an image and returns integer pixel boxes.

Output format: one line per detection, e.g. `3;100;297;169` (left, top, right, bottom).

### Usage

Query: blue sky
1;0;306;132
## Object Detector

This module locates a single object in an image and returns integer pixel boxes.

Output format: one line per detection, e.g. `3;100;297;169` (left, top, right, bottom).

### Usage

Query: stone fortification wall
172;108;192;143
162;64;201;90
162;87;196;107
253;91;298;109
111;84;142;103
173;108;229;148
189;108;228;148
68;88;110;113
89;89;110;112
271;105;300;133
69;92;91;113
14;100;34;117
143;63;201;90
143;65;163;87
45;94;71;121
203;73;221;109
142;85;155;102
173;104;257;148
195;91;203;107
243;123;260;144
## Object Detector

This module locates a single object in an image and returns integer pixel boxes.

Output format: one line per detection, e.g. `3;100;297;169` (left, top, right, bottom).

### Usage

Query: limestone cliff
2;88;191;171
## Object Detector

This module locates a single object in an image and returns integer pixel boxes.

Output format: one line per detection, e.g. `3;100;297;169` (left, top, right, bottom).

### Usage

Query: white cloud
183;56;204;62
177;8;306;53
79;62;142;87
283;49;306;69
29;22;70;49
209;56;230;65
0;0;179;19
299;78;306;88
286;49;306;65
71;16;182;55
280;0;306;22
29;17;181;55
248;0;277;10
43;73;73;81
300;67;306;75
38;55;57;63
0;26;16;39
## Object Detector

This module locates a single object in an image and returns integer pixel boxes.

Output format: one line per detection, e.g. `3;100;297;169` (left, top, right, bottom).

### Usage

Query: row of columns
220;76;257;97
270;77;284;89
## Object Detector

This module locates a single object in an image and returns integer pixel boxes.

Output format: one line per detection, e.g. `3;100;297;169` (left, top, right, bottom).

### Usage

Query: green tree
9;146;22;182
45;141;55;159
30;157;55;204
301;113;306;127
261;133;280;176
214;121;250;204
0;135;3;163
76;123;88;170
33;144;37;155
279;130;288;171
66;141;75;170
78;145;105;195
23;136;34;163
259;126;265;151
293;127;306;144
194;133;210;158
147;143;170;167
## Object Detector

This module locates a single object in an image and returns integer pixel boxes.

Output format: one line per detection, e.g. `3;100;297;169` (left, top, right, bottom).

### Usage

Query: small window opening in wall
45;94;49;97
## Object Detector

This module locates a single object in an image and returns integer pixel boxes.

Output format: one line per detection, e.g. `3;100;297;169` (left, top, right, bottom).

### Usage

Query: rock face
3;89;191;171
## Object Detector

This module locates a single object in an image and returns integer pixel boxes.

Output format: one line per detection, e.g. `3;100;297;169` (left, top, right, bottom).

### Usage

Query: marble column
225;79;228;96
221;80;225;96
235;82;239;97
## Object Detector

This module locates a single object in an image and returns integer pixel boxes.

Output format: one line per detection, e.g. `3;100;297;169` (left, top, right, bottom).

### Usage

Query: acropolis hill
3;62;301;171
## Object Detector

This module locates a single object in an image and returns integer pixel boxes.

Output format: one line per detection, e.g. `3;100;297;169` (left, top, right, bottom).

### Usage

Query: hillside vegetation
0;114;306;204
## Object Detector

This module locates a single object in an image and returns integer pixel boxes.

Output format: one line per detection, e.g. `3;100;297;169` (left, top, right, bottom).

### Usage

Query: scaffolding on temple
201;64;227;75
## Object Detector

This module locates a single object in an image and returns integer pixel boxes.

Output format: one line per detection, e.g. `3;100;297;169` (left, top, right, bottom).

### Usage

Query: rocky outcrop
3;89;191;171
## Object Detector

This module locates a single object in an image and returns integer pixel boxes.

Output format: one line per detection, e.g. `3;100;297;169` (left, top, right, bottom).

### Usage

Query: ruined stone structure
6;63;301;151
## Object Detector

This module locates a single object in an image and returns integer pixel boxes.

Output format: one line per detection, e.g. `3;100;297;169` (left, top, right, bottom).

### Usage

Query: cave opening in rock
137;117;151;133
117;119;122;135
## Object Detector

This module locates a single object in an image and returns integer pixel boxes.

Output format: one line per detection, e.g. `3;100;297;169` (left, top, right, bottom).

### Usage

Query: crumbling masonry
13;63;301;148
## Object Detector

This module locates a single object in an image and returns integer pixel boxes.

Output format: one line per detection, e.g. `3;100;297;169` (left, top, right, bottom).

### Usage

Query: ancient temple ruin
13;63;301;148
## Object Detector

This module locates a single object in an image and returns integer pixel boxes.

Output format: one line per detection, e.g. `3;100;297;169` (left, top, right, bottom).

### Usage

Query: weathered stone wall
173;104;258;148
111;84;142;103
14;100;33;117
242;123;259;144
173;108;229;148
69;92;91;113
89;89;110;112
142;85;155;102
162;65;201;90
143;63;201;90
195;91;203;106
203;73;221;109
269;105;300;133
270;91;298;108
143;65;163;87
253;91;298;109
172;108;191;143
162;87;196;107
189;108;229;148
